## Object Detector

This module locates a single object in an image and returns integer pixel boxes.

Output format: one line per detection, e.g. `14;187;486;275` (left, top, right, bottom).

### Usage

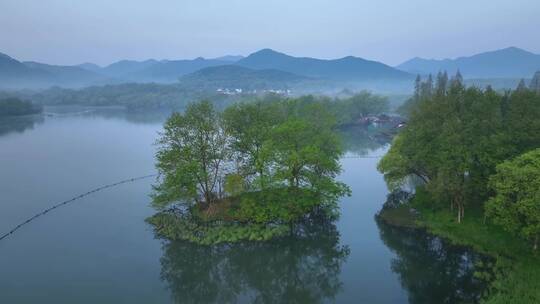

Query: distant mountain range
178;65;309;90
236;49;411;81
2;47;540;90
0;49;412;89
397;47;540;78
0;52;111;88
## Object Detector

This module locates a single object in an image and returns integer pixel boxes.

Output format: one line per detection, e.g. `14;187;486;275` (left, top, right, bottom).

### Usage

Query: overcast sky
1;0;539;66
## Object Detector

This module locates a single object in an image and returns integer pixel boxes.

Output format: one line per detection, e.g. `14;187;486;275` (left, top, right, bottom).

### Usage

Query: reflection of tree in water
376;218;490;304
158;217;350;304
338;125;391;156
0;115;44;137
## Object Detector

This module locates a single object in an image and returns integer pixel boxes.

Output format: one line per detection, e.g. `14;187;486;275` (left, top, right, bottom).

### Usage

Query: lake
0;107;488;303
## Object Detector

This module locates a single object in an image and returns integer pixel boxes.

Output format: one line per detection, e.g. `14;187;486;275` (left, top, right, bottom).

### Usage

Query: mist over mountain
76;63;102;73
213;55;244;62
3;47;539;91
237;49;412;81
397;47;540;78
98;59;159;78
0;52;50;86
23;62;106;85
77;57;237;83
125;58;232;82
0;52;108;88
178;65;309;90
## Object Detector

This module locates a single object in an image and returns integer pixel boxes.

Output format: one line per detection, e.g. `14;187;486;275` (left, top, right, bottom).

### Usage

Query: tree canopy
0;97;42;117
152;97;355;233
378;72;540;223
486;148;540;250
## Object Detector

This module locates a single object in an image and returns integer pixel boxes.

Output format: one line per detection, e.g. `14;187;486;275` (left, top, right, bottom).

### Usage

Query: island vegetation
148;93;389;245
0;97;42;117
377;71;540;303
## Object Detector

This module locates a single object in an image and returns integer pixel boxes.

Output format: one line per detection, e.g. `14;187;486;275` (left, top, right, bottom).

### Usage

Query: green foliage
223;173;245;197
222;100;279;189
151;96;359;243
486;149;540;250
152;100;228;209
413;202;540;304
0;97;42;117
146;212;290;245
379;73;540;223
333;91;389;125
12;83;246;110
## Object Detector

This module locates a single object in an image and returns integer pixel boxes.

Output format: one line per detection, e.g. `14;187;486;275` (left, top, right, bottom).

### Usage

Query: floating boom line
0;174;157;242
0;155;383;242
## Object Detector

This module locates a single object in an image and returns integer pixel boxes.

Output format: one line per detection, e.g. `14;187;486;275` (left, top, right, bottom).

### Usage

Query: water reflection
376;218;491;304
44;106;172;124
339;125;391;156
157;218;350;304
0;115;44;137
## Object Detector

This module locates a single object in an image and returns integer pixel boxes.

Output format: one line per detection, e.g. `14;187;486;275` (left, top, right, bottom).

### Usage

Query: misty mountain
99;59;159;78
23;62;106;86
236;49;412;81
78;57;233;82
1;52;108;88
124;58;230;82
213;55;244;62
397;47;540;78
77;63;102;73
0;52;50;86
178;65;309;90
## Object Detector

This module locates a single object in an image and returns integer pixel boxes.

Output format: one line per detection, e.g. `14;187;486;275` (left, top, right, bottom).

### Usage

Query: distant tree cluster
0;97;42;117
529;71;540;94
378;70;540;243
20;83;241;111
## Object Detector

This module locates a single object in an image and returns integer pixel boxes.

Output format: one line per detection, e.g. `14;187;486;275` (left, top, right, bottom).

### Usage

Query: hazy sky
1;0;539;66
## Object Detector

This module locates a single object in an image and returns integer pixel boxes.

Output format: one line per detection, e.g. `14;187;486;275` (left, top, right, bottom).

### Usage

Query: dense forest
0;97;42;117
378;71;540;303
379;71;540;236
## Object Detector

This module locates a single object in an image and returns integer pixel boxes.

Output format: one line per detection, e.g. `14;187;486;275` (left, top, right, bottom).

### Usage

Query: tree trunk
534;235;538;251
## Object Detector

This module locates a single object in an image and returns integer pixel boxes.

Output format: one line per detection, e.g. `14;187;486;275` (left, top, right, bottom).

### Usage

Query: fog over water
0;108;489;303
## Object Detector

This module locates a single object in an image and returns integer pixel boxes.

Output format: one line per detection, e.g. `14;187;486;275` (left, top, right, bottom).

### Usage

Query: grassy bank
413;205;540;303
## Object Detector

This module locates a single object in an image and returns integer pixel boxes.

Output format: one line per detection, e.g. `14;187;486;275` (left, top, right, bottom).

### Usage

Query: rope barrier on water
0;174;157;242
0;155;383;242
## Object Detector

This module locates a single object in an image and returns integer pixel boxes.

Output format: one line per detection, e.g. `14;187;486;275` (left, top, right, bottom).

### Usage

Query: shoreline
377;204;540;303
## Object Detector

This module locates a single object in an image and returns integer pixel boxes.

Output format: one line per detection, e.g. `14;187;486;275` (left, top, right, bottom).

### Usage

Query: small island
0;97;43;117
147;97;352;244
148;95;391;245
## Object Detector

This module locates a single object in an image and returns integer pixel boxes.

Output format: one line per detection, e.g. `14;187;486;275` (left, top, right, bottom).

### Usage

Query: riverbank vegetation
0;97;42;117
148;94;390;244
377;71;540;302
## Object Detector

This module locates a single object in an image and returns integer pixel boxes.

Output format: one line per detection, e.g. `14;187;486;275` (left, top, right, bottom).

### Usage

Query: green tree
0;97;42;117
223;101;279;189
504;89;540;155
486;149;540;251
530;71;540;93
271;101;350;218
379;73;508;223
152;100;228;209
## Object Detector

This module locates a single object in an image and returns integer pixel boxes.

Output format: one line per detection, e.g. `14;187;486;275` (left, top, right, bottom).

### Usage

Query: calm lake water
0;107;487;303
